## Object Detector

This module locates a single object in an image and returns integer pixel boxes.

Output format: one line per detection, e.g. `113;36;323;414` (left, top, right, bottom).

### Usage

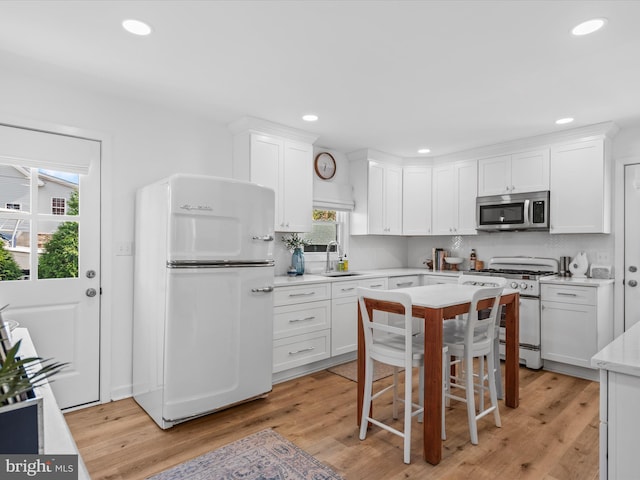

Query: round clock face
314;152;336;180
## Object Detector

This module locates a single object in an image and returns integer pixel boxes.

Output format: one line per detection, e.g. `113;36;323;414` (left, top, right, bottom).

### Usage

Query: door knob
629;280;638;287
629;266;638;273
86;270;96;278
86;288;97;297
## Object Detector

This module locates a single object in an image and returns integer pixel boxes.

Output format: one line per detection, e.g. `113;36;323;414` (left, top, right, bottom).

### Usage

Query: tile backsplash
408;231;615;274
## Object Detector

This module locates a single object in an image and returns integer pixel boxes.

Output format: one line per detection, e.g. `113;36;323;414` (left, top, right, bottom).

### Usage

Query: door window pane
0;217;29;281
0;165;81;280
36;169;79;216
38;218;78;279
0;164;31;213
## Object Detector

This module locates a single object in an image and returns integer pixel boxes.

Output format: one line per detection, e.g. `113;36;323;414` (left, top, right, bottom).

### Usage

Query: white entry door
0;124;100;409
625;163;640;330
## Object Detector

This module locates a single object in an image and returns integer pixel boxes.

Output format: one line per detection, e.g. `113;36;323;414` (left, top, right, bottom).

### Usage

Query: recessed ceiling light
571;18;607;36
555;117;574;125
417;148;431;154
302;114;318;122
122;19;152;36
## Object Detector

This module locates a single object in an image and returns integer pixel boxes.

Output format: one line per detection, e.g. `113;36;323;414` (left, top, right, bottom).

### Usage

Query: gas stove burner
472;268;555;278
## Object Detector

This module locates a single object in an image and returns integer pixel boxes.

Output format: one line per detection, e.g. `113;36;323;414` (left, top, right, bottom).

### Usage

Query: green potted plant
0;339;67;453
282;233;310;275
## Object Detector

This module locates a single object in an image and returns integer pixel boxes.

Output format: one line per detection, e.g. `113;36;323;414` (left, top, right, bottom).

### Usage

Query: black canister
559;256;572;277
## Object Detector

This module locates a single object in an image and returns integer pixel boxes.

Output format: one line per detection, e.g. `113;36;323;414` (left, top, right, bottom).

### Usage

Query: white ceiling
1;0;639;158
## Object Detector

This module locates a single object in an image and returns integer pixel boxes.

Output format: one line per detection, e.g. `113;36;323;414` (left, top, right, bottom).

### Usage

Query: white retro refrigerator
132;174;275;429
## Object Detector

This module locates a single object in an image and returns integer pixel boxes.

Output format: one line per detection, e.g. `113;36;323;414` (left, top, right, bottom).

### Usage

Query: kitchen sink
320;271;363;277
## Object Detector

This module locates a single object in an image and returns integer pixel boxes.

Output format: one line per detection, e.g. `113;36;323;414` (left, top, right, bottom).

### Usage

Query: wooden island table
357;284;520;465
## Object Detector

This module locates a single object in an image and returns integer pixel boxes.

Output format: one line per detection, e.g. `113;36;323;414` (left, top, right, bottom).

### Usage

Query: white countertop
541;275;614;286
274;268;461;286
396;283;518;308
592;322;640;376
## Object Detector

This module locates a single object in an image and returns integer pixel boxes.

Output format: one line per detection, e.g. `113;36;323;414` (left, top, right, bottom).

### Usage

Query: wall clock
314;152;336;180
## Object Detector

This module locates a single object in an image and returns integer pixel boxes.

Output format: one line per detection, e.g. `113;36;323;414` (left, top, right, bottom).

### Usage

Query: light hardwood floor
65;365;600;480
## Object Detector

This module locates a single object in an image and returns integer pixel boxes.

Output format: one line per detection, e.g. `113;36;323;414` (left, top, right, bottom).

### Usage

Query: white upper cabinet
229;117;318;233
432;159;478;235
249;135;313;232
550;138;611;234
349;150;402;235
282;140;314;232
478;149;550;196
402;165;432;235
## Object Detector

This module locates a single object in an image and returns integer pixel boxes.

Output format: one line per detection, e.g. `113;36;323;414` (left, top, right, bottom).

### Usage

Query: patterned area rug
327;360;399;382
146;429;343;480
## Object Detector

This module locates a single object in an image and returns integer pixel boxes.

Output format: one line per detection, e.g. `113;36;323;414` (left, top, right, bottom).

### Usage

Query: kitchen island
592;322;640;479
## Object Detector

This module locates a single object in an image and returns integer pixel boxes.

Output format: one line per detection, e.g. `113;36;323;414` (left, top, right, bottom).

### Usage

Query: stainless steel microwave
476;191;550;232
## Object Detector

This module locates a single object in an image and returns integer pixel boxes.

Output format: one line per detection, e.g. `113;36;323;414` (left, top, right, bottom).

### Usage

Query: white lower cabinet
331;277;388;356
601;370;640;480
541;282;613;371
273;283;331;373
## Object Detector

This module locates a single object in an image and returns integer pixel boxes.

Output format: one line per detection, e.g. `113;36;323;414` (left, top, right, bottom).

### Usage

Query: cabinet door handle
289;292;315;297
396;282;413;287
557;292;578;297
251;286;274;293
289;316;316;323
288;347;314;355
252;234;274;242
369;284;384;288
341;287;356;292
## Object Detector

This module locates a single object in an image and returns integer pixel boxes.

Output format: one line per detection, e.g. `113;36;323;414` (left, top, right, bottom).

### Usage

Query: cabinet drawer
359;277;388;290
541;284;597;305
274;300;331;340
272;330;331;373
332;277;389;299
332;280;359;299
274;282;331;306
389;275;420;289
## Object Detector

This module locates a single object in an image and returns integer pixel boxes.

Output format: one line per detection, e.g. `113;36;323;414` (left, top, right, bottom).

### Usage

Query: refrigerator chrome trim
167;260;275;268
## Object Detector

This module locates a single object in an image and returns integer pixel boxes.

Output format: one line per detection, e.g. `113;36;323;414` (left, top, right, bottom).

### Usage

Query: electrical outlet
116;241;133;256
595;252;610;264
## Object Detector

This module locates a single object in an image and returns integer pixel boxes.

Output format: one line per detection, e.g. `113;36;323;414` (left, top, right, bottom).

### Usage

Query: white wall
0;53;233;400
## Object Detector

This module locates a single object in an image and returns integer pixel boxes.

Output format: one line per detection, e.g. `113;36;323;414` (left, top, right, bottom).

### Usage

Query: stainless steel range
467;256;558;369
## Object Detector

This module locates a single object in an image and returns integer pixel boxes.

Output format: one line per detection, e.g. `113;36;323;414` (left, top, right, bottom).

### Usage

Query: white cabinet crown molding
347;148;402;165
228;116;319;145
432;121;619;164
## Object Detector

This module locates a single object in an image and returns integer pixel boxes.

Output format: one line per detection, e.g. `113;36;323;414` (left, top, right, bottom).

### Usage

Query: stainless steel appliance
476;190;550;232
467;256;558;369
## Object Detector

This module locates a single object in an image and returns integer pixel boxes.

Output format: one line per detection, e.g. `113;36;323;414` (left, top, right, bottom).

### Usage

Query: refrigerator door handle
252;235;274;242
251;286;274;293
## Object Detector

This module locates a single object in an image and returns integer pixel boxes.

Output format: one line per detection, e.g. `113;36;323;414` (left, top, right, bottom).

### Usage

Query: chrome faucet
325;241;340;273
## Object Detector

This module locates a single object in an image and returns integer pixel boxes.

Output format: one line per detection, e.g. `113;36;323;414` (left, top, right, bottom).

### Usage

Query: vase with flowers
282;233;310;275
